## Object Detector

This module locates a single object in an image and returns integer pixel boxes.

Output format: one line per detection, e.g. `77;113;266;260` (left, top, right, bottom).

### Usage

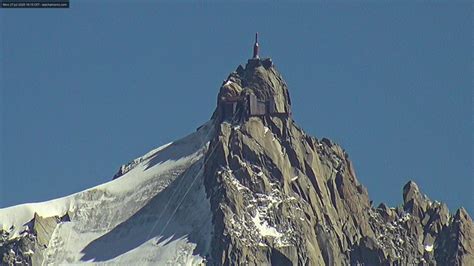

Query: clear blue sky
1;2;472;214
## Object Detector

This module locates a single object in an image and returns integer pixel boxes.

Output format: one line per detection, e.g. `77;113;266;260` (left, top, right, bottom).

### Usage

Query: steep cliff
202;58;473;265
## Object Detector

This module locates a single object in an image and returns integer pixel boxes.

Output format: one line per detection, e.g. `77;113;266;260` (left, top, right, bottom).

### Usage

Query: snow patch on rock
252;210;282;238
424;244;434;252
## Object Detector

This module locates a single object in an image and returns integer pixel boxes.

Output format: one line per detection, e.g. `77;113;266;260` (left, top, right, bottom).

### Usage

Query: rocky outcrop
0;213;70;265
434;207;473;265
201;58;473;265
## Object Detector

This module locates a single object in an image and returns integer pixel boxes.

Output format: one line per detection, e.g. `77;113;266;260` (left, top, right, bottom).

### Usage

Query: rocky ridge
201;58;473;265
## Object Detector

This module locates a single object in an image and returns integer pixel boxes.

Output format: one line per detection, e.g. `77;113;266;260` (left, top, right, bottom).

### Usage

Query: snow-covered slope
0;121;215;265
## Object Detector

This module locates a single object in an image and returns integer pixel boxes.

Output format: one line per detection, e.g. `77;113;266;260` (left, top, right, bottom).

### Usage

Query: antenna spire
253;32;260;59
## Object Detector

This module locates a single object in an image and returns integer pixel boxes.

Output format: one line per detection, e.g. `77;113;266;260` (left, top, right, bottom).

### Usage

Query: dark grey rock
201;59;473;265
0;213;72;266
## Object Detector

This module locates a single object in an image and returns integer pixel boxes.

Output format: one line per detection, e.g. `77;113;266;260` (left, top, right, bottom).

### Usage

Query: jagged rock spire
205;56;474;265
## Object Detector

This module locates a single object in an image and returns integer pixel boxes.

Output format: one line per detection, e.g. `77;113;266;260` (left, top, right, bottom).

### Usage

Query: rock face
201;58;473;265
1;57;472;265
0;213;70;265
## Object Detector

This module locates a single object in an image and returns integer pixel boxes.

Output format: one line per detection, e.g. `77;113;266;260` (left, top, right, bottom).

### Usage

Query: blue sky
1;2;472;214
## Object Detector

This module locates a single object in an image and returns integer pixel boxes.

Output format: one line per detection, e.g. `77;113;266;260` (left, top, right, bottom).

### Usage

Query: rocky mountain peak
213;58;292;124
1;55;472;266
201;57;473;265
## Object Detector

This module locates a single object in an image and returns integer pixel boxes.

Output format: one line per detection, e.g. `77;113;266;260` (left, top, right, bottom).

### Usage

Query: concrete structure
219;93;289;121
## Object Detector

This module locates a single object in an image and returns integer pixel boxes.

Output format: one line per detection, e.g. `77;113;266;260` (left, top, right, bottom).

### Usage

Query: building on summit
217;33;291;121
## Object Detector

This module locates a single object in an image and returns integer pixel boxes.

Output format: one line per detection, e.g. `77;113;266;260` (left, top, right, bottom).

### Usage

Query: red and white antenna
253;32;259;59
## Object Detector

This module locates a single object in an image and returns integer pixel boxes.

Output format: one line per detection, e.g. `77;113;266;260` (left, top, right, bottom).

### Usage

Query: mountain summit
213;57;291;123
1;55;473;265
